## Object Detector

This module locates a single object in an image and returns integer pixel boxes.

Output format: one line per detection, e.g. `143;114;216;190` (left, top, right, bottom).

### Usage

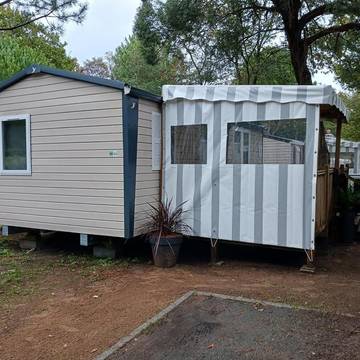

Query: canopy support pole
335;119;342;169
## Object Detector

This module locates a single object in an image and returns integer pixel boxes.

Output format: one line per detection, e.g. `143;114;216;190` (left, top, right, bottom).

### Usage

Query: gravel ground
1;236;360;360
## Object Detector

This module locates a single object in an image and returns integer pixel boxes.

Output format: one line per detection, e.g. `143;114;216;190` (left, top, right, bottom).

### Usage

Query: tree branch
0;0;12;6
0;9;55;31
298;5;327;29
305;22;360;45
228;1;277;16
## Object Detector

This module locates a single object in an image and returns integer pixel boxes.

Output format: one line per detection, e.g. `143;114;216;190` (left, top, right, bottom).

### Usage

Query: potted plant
338;188;360;243
143;199;191;268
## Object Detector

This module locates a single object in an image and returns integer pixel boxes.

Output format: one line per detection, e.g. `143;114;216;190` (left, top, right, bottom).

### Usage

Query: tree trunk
288;39;313;85
278;1;313;85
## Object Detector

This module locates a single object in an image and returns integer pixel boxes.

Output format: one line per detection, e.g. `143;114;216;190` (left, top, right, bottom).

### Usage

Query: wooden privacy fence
316;167;334;235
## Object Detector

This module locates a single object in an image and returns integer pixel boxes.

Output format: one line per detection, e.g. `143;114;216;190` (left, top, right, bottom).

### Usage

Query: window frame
0;114;31;176
171;124;207;165
241;129;251;164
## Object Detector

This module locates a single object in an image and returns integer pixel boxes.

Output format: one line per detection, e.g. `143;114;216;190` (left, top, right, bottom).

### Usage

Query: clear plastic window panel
171;124;207;164
226;119;306;164
2;120;27;170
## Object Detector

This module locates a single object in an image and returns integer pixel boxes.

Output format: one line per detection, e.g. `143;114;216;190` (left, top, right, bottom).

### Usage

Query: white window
0;114;31;175
226;123;252;164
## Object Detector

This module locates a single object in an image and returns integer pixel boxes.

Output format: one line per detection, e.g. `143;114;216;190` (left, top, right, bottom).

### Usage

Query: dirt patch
0;236;360;360
110;294;360;360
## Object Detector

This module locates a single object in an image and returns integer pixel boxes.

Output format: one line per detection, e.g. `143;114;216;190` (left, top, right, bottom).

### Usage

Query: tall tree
326;30;360;91
241;0;360;84
136;0;360;85
135;0;223;84
134;0;289;84
238;47;296;85
214;0;282;84
0;0;87;31
112;36;186;95
0;6;77;80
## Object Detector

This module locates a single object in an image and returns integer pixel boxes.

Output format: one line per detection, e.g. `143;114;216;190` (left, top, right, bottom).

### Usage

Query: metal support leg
1;225;8;237
300;249;316;273
80;234;96;247
210;238;219;264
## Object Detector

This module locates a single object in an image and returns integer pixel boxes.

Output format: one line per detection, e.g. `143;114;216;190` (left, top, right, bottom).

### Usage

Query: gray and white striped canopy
163;85;348;119
162;85;347;251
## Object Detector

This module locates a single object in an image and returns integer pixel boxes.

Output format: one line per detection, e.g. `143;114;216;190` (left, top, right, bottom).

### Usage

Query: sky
62;0;341;90
62;0;141;62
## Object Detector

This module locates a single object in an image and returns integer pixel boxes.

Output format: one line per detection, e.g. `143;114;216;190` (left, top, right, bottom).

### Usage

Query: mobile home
0;65;162;242
325;132;360;175
0;67;349;259
162;85;348;256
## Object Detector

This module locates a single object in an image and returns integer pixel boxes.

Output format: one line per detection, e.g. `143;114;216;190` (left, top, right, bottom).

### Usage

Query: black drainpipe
122;93;139;239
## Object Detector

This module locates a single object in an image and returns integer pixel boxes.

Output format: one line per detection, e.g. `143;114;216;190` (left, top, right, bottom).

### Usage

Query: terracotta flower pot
149;234;183;268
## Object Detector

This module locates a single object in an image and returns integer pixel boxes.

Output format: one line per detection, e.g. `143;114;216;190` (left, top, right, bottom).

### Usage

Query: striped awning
162;85;348;120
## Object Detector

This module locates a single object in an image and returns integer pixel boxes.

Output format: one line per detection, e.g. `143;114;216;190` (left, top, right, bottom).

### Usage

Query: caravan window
0;115;31;175
226;123;262;164
226;119;306;165
171;124;207;164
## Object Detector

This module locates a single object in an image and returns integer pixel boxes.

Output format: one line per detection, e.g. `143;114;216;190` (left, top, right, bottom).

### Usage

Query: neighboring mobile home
0;65;162;242
162;85;348;257
325;132;360;175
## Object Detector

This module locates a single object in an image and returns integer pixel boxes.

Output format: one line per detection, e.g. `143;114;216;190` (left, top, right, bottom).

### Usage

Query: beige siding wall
0;74;124;237
133;99;161;235
263;137;292;164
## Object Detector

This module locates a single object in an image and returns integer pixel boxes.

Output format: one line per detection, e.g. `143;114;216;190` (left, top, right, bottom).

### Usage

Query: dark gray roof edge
0;64;162;103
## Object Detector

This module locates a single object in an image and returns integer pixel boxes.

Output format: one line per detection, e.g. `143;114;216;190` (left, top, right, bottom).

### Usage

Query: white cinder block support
2;225;8;237
80;233;96;247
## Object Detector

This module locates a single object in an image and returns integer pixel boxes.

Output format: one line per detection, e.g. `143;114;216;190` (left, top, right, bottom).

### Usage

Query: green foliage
0;36;45;79
0;0;87;32
134;0;161;65
324;93;360;141
341;93;360;141
328;31;360;91
134;0;360;86
0;7;77;81
112;36;185;95
134;0;226;84
235;47;297;85
338;188;360;211
134;0;293;85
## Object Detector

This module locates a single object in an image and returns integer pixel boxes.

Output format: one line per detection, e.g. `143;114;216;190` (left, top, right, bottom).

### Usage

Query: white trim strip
0;114;32;176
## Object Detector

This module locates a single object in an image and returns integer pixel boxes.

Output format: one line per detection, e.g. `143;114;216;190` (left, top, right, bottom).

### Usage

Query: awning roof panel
163;85;348;121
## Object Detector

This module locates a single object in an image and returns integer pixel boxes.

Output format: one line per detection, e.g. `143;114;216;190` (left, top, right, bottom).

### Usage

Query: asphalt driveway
107;294;360;360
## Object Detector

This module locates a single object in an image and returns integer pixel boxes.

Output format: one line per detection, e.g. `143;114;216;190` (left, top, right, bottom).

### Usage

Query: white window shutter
152;112;161;171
